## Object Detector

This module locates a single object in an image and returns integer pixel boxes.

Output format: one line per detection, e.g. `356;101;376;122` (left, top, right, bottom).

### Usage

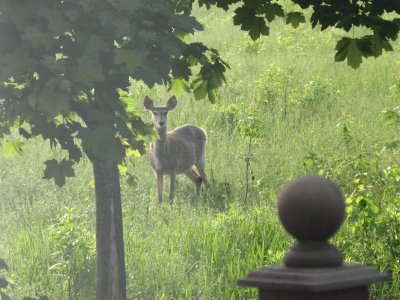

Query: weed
48;207;95;299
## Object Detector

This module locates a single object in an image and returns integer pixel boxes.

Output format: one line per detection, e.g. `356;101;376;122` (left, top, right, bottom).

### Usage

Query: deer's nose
158;122;165;126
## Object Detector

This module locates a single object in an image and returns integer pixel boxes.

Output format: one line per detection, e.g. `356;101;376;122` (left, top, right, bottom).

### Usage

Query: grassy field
1;3;400;299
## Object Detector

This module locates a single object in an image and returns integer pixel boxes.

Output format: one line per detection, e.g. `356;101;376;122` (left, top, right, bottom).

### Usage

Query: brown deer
144;96;208;204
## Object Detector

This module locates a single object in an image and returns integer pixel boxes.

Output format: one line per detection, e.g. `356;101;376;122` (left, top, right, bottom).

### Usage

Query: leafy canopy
194;0;399;68
0;0;228;186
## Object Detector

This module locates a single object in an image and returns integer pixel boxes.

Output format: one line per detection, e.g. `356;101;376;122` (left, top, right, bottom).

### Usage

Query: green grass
1;4;400;300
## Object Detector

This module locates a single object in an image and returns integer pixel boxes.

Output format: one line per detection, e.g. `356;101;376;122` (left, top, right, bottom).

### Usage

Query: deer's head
143;96;177;130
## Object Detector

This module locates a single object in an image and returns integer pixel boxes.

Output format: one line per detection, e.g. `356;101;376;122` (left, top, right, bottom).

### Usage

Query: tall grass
1;3;399;299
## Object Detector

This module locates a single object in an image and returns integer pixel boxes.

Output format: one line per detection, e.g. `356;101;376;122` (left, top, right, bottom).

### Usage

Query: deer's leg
169;171;176;204
195;162;208;187
195;144;208;187
185;169;202;197
156;172;163;203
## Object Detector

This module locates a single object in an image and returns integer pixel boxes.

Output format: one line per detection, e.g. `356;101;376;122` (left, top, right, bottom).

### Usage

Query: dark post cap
278;175;345;267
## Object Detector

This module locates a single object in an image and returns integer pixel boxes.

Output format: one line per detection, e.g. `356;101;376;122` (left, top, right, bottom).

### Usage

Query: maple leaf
286;12;306;28
335;38;363;69
43;159;75;187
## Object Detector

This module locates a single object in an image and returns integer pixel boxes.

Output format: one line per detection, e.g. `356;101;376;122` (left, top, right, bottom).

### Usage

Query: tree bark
92;159;126;300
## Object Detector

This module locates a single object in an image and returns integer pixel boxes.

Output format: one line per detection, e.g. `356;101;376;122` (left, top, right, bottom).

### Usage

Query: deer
143;95;208;204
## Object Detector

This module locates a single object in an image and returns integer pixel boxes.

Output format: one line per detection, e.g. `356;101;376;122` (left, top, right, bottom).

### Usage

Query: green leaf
43;159;75;187
0;48;36;81
21;25;54;50
84;35;108;59
74;55;105;88
1;138;24;157
286;12;306;28
191;77;219;103
119;91;136;113
131;117;154;138
126;148;141;158
112;0;148;13
112;18;132;38
209;63;227;87
233;7;269;40
64;8;80;22
198;0;233;10
335;38;363;69
249;17;269;40
183;42;208;60
369;35;393;57
126;173;138;188
336;15;354;31
258;3;284;22
191;78;209;100
41;55;67;74
38;7;69;35
118;164;128;175
36;90;70;117
65;144;82;162
137;29;158;43
51;123;82;162
0;22;22;54
379;19;400;40
172;59;191;80
168;13;203;33
208;88;218;103
114;49;145;72
170;78;190;96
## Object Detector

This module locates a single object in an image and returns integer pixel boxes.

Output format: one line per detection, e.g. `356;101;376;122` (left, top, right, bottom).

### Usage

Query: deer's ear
166;96;177;110
143;96;155;110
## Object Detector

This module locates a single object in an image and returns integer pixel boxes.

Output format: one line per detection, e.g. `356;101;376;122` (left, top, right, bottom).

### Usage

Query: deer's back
169;124;207;146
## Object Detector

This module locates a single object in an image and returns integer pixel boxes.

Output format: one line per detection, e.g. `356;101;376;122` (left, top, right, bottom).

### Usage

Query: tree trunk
92;159;126;300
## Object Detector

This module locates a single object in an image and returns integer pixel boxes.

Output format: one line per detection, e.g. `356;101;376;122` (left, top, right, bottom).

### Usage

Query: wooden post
238;175;390;300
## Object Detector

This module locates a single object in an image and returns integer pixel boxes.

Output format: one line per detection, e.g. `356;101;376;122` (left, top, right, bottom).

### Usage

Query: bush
301;143;400;299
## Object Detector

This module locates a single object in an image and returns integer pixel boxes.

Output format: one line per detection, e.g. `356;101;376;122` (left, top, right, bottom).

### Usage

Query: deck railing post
238;175;390;300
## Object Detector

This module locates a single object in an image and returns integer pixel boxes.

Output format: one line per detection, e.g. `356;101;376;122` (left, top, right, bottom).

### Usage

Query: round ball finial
278;175;345;268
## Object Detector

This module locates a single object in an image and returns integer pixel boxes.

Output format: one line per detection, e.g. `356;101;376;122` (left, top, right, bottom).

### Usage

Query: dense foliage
194;0;400;68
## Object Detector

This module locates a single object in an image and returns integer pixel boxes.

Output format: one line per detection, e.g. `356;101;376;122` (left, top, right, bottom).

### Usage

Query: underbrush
303;143;400;300
3;138;400;299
